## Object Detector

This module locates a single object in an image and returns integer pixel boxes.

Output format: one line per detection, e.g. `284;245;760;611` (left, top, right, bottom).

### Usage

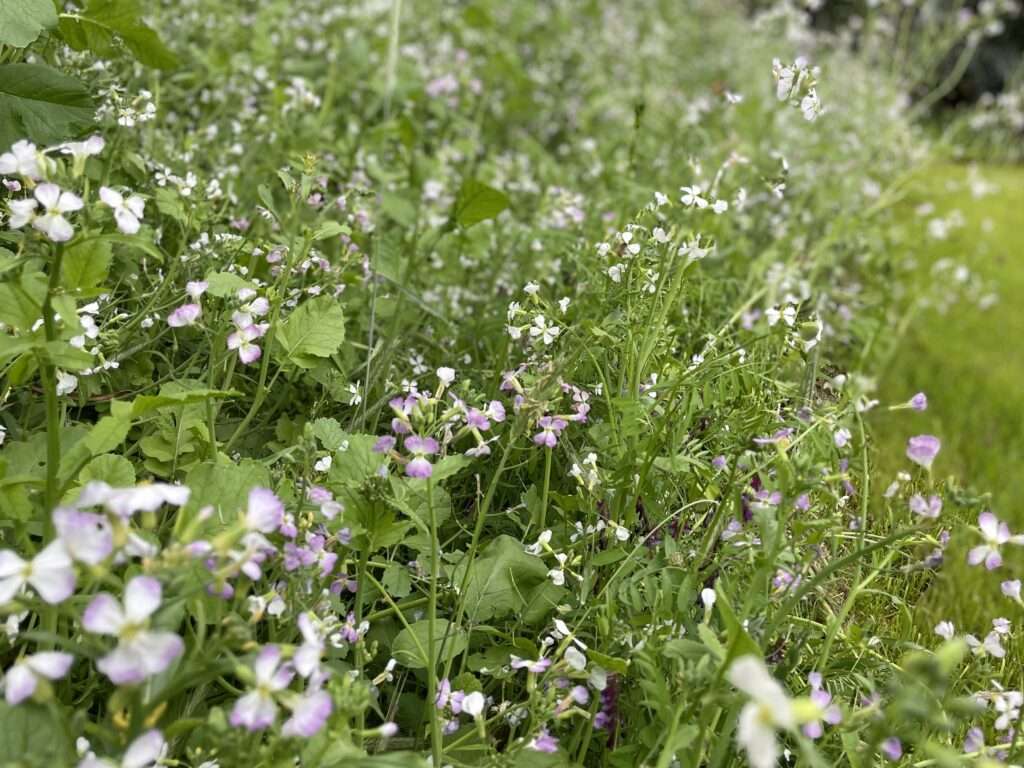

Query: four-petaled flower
0;541;75;605
99;187;145;234
968;512;1022;570
230;645;295;731
8;183;84;242
405;435;439;478
533;416;567;448
82;576;184;684
4;651;73;705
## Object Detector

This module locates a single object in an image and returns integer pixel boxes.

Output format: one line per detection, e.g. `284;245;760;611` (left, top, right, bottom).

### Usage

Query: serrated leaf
0;0;58;47
62;237;113;290
58;0;177;69
0;63;94;150
79;453;135;486
311;417;346;451
454;179;509;228
277;295;345;366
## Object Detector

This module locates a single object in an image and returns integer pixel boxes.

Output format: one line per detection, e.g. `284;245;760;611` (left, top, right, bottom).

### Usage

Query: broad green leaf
311;220;351;241
0;334;35;365
79;453;135;486
311;417;346;451
57;0;178;69
62;238;113;290
0;702;68;765
111;388;236;418
0;278;41;331
181;459;270;524
277;295;345;366
327;433;386;487
0;63;94;150
42;340;94;370
203;271;253;298
0;0;57;47
454;179;509;228
452;534;549;621
392;619;468;669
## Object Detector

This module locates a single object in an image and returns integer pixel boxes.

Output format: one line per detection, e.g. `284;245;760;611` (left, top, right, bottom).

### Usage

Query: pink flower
83;576;184;685
510;655;551;674
906;435;940;470
167;303;201;327
533;416;567;448
404;435;439;478
528;728;559;753
909;392;927;411
909;494;942;519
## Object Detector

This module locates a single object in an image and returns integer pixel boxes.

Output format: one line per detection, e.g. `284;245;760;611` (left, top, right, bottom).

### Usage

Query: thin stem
41;245;65;517
426;476;443;765
538;446;552;532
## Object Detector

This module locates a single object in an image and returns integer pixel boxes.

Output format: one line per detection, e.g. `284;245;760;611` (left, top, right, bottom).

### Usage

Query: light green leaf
277;295;345;366
203;271;253;298
0;63;94;150
392;619;468;669
326;433;385;487
181;459;270;524
0;702;68;765
0;0;58;47
311;220;351;241
311;417;346;451
57;0;178;69
79;453;135;486
454;179;509;228
62;238;113;290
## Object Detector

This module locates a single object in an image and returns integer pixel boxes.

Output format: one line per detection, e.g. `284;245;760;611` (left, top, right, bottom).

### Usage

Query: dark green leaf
454;179;509;228
62;238;112;290
57;0;178;69
392;619;467;669
0;63;94;149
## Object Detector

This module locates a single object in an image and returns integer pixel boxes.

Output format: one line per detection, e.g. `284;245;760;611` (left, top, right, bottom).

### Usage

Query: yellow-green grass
872;162;1024;628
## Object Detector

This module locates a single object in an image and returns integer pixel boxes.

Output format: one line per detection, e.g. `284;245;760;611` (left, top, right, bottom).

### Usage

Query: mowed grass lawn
873;162;1024;627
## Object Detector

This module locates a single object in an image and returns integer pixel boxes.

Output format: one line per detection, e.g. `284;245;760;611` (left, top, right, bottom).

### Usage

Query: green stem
41;245;65;517
537;446;552;532
426;476;443;765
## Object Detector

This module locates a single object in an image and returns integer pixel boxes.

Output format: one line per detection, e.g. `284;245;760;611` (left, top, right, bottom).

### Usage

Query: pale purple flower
485;400;506;423
968;512;1023;570
934;621;955;640
186;280;208;299
230;645;294;731
435;678;452;709
966;631;1005;658
909;392;928;411
404;435;439;478
379;722;399;737
533;416;567;448
1002;579;1022;601
0;541;75;605
53;507;113;565
373;435;396;453
99;187;145;235
227;323;266;364
4;652;73;705
712;455;728;471
167;303;201;327
246;488;284;533
77;729;165;768
964;726;984;753
909;494;942;519
529;728;559;753
881;737;903;761
802;672;842;739
83;576;184;684
753;428;793;446
906;435;941;470
510;655;552;674
282;689;332;738
833;427;852;448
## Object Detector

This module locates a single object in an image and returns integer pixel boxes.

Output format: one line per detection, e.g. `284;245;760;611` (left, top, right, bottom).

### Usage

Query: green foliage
0;0;57;47
58;0;178;69
0;64;94;149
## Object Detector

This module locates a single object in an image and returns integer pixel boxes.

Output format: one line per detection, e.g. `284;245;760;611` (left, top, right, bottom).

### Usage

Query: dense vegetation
0;1;1021;767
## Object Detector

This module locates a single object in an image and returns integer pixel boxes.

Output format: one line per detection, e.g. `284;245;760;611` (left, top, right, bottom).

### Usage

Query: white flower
26;183;83;242
461;691;485;718
99;187;145;235
712;199;729;215
652;227;670;243
564;646;587;671
801;89;822;121
700;588;717;610
55;370;78;396
313;455;333;473
0;141;41;180
77;729;166;768
607;263;624;283
529;315;559;345
0;541;76;605
934;621;955;640
679;185;708;209
58;135;105;161
436;367;456;386
729;656;797;768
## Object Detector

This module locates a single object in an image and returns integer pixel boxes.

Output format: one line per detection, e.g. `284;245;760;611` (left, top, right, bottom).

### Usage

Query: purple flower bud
909;392;927;411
